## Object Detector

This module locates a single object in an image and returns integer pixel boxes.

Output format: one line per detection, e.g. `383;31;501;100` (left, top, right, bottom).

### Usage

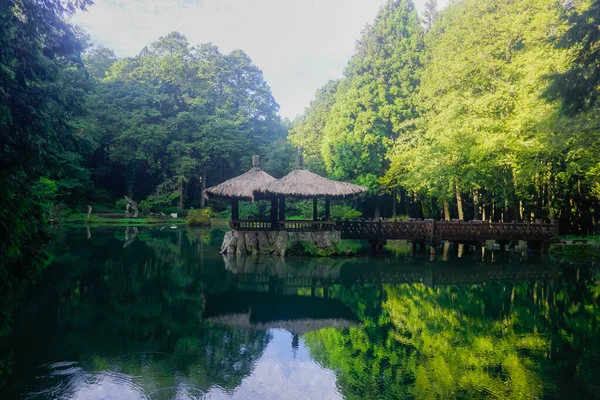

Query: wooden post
232;199;239;221
279;196;286;221
325;196;331;221
313;198;318;221
271;198;278;230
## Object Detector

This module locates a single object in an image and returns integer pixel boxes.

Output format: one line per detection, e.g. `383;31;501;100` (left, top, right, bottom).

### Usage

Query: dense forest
292;0;600;232
2;0;600;283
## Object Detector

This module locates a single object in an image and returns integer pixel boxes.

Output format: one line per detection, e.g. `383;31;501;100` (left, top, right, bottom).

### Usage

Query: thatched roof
254;168;367;199
205;155;276;200
203;291;361;335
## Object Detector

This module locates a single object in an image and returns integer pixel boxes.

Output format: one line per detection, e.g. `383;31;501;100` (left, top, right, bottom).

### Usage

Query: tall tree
548;0;600;114
0;0;93;286
383;0;600;228
422;0;438;32
321;0;424;199
288;80;339;174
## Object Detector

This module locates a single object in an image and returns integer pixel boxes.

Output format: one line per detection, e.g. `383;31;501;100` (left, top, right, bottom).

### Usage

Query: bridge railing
229;218;559;242
279;220;336;232
335;219;434;241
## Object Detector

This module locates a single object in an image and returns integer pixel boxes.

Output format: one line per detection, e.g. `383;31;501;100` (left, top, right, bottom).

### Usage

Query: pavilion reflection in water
204;253;560;338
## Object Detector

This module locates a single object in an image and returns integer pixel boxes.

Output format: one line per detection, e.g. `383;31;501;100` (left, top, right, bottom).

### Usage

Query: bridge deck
230;219;559;244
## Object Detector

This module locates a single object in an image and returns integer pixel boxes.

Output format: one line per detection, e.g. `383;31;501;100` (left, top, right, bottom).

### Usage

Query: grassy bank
62;212;233;227
64;213;187;226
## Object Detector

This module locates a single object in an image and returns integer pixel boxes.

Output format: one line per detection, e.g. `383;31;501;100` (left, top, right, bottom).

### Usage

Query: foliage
0;0;92;293
139;179;180;212
186;209;212;226
321;0;424;195
379;0;600;230
549;243;600;261
330;205;363;220
285;238;354;256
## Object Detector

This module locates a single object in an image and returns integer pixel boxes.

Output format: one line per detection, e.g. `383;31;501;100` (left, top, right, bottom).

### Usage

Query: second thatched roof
205;155;276;200
254;168;367;199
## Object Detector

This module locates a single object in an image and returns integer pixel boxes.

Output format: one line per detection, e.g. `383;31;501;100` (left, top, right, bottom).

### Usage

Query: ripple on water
19;361;150;400
149;386;206;400
108;352;176;375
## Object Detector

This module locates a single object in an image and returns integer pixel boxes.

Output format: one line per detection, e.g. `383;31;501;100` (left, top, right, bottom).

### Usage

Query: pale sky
72;0;449;120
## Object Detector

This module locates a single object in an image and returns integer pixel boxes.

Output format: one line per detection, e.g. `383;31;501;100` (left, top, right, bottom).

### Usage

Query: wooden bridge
230;218;559;248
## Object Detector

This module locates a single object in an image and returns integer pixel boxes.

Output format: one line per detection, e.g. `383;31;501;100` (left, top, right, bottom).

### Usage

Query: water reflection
0;227;598;399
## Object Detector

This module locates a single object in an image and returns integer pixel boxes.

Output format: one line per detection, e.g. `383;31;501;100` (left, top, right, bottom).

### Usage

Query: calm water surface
1;227;599;399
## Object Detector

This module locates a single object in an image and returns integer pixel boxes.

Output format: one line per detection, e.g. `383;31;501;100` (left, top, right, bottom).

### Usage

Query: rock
257;231;273;255
222;229;347;257
221;231;236;254
274;231;289;256
245;232;258;255
236;232;246;255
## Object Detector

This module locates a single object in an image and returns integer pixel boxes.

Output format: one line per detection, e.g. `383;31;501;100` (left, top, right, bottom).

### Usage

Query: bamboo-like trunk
443;200;450;221
455;183;464;220
374;197;381;219
178;180;184;210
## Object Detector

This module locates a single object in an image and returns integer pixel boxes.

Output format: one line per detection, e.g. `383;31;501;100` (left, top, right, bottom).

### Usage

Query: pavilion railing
229;219;336;232
229;219;274;231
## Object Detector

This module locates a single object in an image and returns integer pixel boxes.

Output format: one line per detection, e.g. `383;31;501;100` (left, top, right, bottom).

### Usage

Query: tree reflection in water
1;227;599;399
304;267;600;399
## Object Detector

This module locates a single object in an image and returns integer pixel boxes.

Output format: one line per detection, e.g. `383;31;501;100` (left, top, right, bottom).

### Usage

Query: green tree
289;80;339;174
0;0;92;288
422;0;438;32
322;0;424;199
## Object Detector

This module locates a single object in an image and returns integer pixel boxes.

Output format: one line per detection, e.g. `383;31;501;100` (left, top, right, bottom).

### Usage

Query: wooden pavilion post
279;196;286;221
231;199;239;221
313;198;318;221
271;197;279;229
325;196;331;221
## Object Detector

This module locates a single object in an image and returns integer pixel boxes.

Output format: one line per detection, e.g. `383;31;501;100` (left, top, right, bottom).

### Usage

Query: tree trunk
421;199;431;219
178;180;184;210
512;167;522;221
473;190;479;219
125;196;139;218
455;183;464;220
374;197;381;219
443;200;450;221
200;167;207;209
392;188;397;217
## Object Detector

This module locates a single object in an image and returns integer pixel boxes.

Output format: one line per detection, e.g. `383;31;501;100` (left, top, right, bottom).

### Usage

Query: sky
72;0;449;120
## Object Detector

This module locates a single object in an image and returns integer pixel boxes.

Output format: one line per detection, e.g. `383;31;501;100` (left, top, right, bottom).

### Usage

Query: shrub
330;205;362;220
186;208;212;226
115;198;128;211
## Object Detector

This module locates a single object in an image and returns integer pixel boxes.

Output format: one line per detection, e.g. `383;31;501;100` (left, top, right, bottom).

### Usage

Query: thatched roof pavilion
206;155;275;200
254;150;367;221
205;155;276;222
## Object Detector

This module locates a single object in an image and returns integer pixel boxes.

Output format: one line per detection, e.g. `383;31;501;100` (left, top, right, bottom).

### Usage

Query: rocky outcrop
220;230;347;256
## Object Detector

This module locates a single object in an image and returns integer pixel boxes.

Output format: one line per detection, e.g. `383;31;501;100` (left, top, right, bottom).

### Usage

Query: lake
1;227;598;399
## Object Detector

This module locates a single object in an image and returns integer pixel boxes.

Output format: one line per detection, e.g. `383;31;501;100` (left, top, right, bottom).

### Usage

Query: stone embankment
220;230;345;256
